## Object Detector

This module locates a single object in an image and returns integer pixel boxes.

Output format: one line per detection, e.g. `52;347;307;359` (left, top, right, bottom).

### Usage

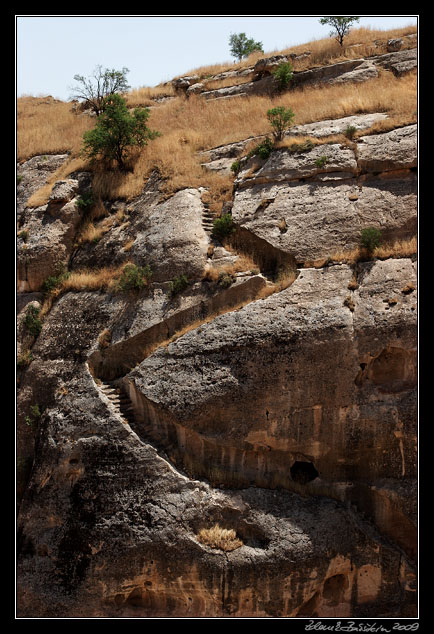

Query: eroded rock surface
231;125;417;265
17;42;418;618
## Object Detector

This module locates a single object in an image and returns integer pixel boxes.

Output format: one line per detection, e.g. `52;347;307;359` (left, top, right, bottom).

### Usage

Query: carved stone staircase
99;380;179;463
99;380;136;426
202;206;215;234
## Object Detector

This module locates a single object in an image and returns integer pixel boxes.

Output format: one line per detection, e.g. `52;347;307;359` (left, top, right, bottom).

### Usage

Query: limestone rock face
17;154;69;216
127;259;416;557
127;188;210;283
17;40;418;619
231;125;417;265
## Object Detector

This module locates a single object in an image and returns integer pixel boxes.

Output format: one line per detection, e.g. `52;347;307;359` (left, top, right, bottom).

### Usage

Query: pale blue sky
16;15;418;101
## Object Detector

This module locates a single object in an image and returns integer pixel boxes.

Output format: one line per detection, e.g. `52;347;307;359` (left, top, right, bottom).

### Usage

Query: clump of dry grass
305;236;417;268
76;207;127;245
196;524;243;552
125;84;175;108
38;264;131;320
203;251;261;283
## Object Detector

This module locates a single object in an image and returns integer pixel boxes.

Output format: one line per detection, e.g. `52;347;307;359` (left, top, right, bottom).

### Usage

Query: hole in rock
290;460;319;484
322;574;347;605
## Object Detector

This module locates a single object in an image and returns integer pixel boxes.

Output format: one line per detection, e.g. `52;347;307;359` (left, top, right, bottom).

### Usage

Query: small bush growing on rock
197;524;243;551
247;137;274;161
76;193;94;213
315;155;328;168
272;61;294;91
117;263;152;291
212;213;235;242
43;271;70;295
168;274;189;297
231;159;241;174
217;271;235;288
360;227;382;253
344;125;357;139
267;106;295;141
22;305;42;337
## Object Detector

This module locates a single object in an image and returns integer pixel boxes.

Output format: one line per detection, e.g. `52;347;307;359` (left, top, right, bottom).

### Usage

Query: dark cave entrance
290;460;319;484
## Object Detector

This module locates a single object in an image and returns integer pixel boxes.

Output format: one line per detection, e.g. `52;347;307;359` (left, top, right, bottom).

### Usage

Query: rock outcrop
231;125;417;266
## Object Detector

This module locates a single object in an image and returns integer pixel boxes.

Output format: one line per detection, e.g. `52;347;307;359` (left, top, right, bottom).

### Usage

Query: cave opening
290;460;319;484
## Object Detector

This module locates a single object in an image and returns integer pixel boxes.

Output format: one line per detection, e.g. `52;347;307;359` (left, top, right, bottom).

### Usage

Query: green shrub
247;137;274;161
217;272;235;288
315;155;328;168
42;271;70;295
344;125;357;139
117;263;152;291
22;305;42;337
76;193;94;212
360;227;382;253
18;230;29;243
212;214;235;242
168;274;189;297
267;106;295;141
272;62;293;91
231;159;241;174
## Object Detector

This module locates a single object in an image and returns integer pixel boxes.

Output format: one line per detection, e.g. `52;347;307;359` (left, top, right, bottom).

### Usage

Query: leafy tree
267;106;295;141
81;93;160;170
69;65;130;116
319;17;360;47
229;32;264;62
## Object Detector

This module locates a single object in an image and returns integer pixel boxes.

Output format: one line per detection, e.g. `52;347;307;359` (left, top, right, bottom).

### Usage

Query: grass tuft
197;524;243;551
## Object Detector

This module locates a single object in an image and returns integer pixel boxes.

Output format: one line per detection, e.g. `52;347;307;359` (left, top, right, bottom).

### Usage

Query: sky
16;15;418;101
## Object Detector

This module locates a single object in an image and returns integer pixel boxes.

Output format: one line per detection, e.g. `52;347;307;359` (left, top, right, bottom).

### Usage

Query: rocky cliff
16;32;417;618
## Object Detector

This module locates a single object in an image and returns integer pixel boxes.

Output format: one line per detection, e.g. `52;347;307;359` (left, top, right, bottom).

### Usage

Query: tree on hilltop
229;32;264;62
69;65;130;116
81;93;160;170
319;16;360;47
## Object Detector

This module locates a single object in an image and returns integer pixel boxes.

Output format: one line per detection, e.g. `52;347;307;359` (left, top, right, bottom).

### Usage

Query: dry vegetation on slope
17;25;417;210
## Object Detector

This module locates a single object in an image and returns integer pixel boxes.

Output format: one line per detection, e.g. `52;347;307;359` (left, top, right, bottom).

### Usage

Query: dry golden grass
196;524;243;551
125;84;175;107
180;25;416;87
278;25;417;71
17;96;93;162
305;236;417;268
76;208;127;245
203;251;261;283
17;25;417;208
